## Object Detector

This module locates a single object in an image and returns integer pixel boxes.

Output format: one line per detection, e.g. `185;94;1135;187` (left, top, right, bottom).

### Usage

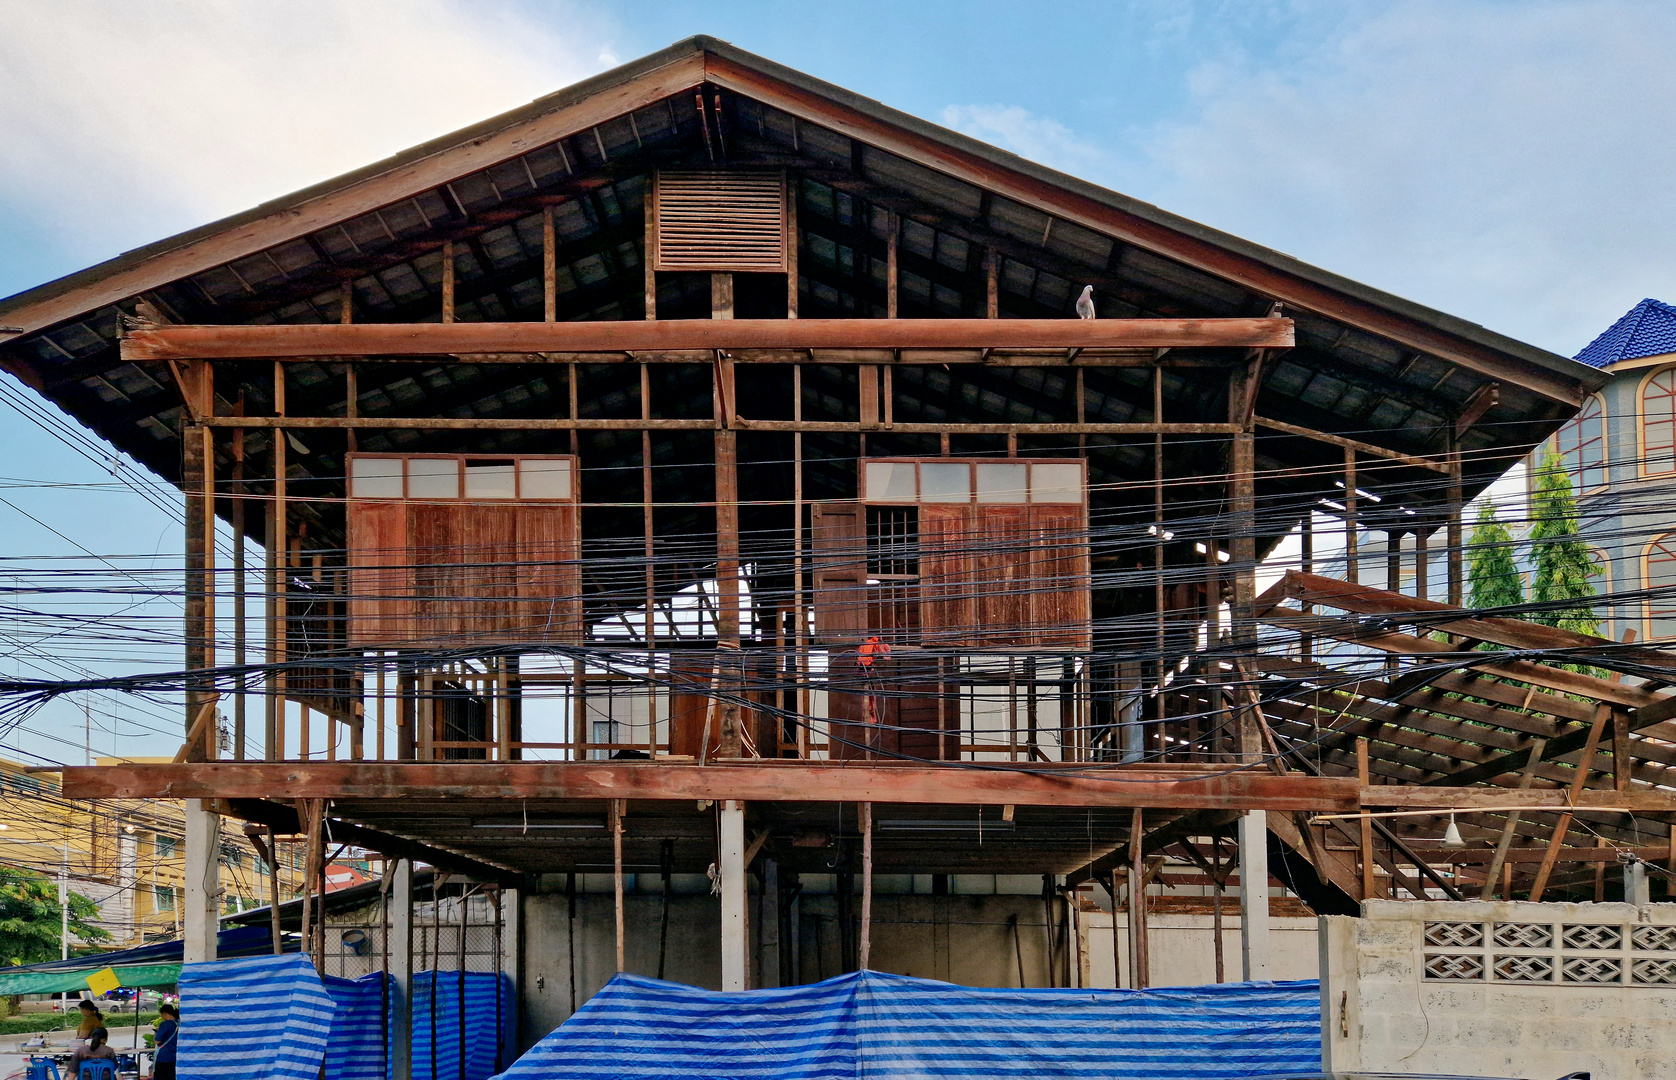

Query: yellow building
0;758;306;949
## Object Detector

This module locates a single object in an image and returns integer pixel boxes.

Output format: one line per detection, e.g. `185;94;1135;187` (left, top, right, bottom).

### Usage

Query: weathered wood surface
120;318;1296;360
63;761;1357;810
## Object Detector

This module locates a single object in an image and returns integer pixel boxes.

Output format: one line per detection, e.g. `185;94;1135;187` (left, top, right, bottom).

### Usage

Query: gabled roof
0;34;1605;542
1574;297;1676;368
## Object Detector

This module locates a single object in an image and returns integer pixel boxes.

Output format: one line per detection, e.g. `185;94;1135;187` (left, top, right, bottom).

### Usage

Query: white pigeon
1075;285;1096;320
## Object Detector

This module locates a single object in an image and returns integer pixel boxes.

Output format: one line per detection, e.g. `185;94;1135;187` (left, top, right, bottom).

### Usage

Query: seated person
72;999;103;1042
68;1025;116;1075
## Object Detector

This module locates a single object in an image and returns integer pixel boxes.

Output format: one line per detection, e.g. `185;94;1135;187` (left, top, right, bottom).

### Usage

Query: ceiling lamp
1441;814;1466;849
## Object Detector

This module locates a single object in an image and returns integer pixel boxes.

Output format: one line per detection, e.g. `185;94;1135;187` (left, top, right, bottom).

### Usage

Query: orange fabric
857;636;891;669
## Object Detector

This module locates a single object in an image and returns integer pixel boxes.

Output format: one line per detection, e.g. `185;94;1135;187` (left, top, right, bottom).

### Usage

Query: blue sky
0;0;1673;760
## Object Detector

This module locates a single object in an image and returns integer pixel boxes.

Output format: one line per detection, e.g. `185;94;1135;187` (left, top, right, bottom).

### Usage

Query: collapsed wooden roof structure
0;36;1662;951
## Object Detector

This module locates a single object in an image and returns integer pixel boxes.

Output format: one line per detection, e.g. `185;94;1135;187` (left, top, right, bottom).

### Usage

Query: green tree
0;865;109;967
1468;502;1524;614
1529;451;1602;637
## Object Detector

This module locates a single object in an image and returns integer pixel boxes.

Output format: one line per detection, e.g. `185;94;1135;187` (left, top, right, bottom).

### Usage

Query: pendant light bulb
1442;814;1466;849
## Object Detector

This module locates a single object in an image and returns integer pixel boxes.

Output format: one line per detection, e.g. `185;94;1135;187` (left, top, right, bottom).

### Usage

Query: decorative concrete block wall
1322;900;1676;1078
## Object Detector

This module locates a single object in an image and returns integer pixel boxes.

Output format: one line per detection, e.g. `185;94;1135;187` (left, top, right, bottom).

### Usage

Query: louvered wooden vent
652;170;787;273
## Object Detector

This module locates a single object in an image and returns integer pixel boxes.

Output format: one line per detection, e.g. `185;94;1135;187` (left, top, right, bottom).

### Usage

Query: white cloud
939;104;1115;178
1130;0;1676;355
0;0;615;285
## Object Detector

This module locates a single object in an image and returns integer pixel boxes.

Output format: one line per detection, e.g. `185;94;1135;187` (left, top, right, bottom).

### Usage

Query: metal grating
653;170;787;272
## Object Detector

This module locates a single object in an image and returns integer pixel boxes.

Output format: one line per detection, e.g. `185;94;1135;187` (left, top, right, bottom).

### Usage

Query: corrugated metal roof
1574;297;1676;367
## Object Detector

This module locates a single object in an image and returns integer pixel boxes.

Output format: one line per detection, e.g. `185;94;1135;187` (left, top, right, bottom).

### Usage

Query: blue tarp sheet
411;969;514;1080
178;953;337;1080
323;972;392;1080
494;970;1322;1079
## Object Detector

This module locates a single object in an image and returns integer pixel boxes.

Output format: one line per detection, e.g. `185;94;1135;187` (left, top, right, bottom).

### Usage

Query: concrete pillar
720;800;747;990
1238;810;1270;980
391;859;413;1080
182;800;221;964
1627;859;1651;906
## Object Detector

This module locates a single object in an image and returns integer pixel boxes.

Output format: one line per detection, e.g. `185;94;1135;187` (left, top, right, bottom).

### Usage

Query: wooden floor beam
119;317;1295;361
64;761;1354;810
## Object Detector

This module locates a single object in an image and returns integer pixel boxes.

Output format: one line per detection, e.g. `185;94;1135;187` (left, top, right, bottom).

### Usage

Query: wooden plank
1360;786;1676;812
120;318;1296;360
201;415;1237;436
60;762;1361;810
1529;703;1613;901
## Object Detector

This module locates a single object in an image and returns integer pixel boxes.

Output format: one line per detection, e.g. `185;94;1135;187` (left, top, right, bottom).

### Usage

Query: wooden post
1229;366;1260;761
232;413;246;761
1299;511;1314;662
266;825;282;955
793;364;807;757
269;361;288;761
785;174;798;318
1415;528;1429;601
441;241;456;323
1357;738;1376;902
1153;366;1166;731
719;800;747;990
611;799;626;972
1343;448;1358;585
1446;431;1463;607
546;205;560;323
642;364;658;752
714;341;742;756
885;213;899;319
859;802;874;970
985;248;999;319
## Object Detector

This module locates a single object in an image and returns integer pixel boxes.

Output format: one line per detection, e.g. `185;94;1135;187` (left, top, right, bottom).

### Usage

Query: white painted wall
1081;912;1320;989
1323;899;1676;1079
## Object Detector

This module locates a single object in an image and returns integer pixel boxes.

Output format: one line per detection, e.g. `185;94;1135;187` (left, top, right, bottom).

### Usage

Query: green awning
0;963;181;996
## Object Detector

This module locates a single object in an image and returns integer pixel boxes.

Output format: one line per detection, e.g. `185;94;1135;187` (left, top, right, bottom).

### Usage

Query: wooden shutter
918;503;974;646
972;504;1031;647
347;500;406;646
812;502;867;644
1029;503;1091;649
653;171;787;273
516;503;582;644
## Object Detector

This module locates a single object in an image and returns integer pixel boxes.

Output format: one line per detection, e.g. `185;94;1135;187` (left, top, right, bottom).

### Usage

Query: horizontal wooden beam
1254;416;1451;473
1362;786;1676;813
1402;845;1667;864
119;318;1295;361
62;761;1354;811
200;415;1237;435
161;348;1238;367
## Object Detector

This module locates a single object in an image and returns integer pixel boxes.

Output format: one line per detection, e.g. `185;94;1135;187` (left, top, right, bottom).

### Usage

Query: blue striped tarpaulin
411;969;514;1080
323;972;393;1080
178;953;337;1080
495;971;1320;1080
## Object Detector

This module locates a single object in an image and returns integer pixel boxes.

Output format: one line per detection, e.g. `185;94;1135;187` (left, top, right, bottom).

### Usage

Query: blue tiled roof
1575;298;1676;368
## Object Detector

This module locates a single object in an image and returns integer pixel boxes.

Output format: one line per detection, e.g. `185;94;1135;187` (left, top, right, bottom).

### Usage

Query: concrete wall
518;875;1325;1051
1322;899;1676;1079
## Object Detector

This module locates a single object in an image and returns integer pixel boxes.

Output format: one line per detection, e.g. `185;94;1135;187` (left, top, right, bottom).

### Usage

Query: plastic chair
76;1062;115;1080
23;1058;60;1080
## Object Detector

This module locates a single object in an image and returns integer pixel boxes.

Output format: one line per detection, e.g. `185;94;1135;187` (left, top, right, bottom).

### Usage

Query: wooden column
985;248;999;319
793;365;807;756
1152;366;1166;729
546;205;559;323
1343;449;1358;585
785;175;798;318
1446;432;1463;606
885;213;899;318
232;414;246;761
1228;366;1260;761
441;241;456;323
268;361;288;761
642;364;658;752
1357;738;1377;902
1415;528;1429;601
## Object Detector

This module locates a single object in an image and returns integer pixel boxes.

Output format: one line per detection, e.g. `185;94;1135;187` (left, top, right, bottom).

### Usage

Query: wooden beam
1255;416;1450;473
119;318;1296;360
201;414;1239;435
60;762;1359;810
1530;703;1613;901
1359;785;1676;812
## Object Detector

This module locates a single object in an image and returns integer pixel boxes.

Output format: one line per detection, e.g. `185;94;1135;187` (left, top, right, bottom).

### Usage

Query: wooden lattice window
1555;394;1606;490
651;170;788;273
1643;369;1676;475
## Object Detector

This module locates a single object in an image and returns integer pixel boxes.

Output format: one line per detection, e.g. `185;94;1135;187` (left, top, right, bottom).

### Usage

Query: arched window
1642;369;1676;474
1646;535;1676;639
1554;394;1606;490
